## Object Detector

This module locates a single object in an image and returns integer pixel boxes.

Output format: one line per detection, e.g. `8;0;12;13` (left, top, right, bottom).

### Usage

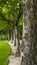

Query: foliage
0;20;8;31
0;41;12;65
0;0;23;39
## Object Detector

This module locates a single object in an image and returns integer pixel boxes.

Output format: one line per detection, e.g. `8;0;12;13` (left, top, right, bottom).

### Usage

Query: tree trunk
15;25;21;56
13;27;16;46
8;30;10;41
21;21;25;52
13;28;16;46
11;29;13;43
21;0;37;65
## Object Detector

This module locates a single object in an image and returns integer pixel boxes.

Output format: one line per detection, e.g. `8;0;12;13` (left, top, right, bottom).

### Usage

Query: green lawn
0;40;12;65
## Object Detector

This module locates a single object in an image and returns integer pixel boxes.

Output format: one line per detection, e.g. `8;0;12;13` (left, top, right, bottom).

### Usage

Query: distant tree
0;0;23;56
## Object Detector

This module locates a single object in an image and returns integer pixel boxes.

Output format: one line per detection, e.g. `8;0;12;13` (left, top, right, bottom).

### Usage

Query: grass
0;40;12;65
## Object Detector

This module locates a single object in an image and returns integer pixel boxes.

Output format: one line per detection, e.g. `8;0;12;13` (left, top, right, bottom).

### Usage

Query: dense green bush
0;41;12;65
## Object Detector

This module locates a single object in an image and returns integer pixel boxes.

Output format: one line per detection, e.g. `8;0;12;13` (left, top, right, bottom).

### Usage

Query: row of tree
0;0;23;56
0;0;37;65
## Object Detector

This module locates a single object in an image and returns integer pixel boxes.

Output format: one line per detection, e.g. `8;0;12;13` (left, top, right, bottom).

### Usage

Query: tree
0;0;23;56
21;0;37;65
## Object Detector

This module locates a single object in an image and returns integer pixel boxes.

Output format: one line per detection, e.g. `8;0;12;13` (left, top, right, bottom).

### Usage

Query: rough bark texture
21;0;37;65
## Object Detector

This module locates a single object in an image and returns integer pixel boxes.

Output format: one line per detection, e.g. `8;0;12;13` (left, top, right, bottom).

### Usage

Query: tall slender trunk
8;30;10;41
11;29;13;43
21;21;25;52
21;0;37;65
13;28;16;46
15;25;21;56
13;27;16;46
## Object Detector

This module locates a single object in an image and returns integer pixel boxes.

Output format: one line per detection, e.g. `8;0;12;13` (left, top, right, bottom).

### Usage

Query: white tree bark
13;28;16;46
21;0;36;65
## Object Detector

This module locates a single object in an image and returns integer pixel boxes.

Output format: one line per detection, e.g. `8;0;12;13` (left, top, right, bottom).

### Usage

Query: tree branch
15;2;23;26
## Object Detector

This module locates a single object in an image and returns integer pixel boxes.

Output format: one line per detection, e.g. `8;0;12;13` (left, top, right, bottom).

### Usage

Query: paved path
8;55;21;65
8;41;21;65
